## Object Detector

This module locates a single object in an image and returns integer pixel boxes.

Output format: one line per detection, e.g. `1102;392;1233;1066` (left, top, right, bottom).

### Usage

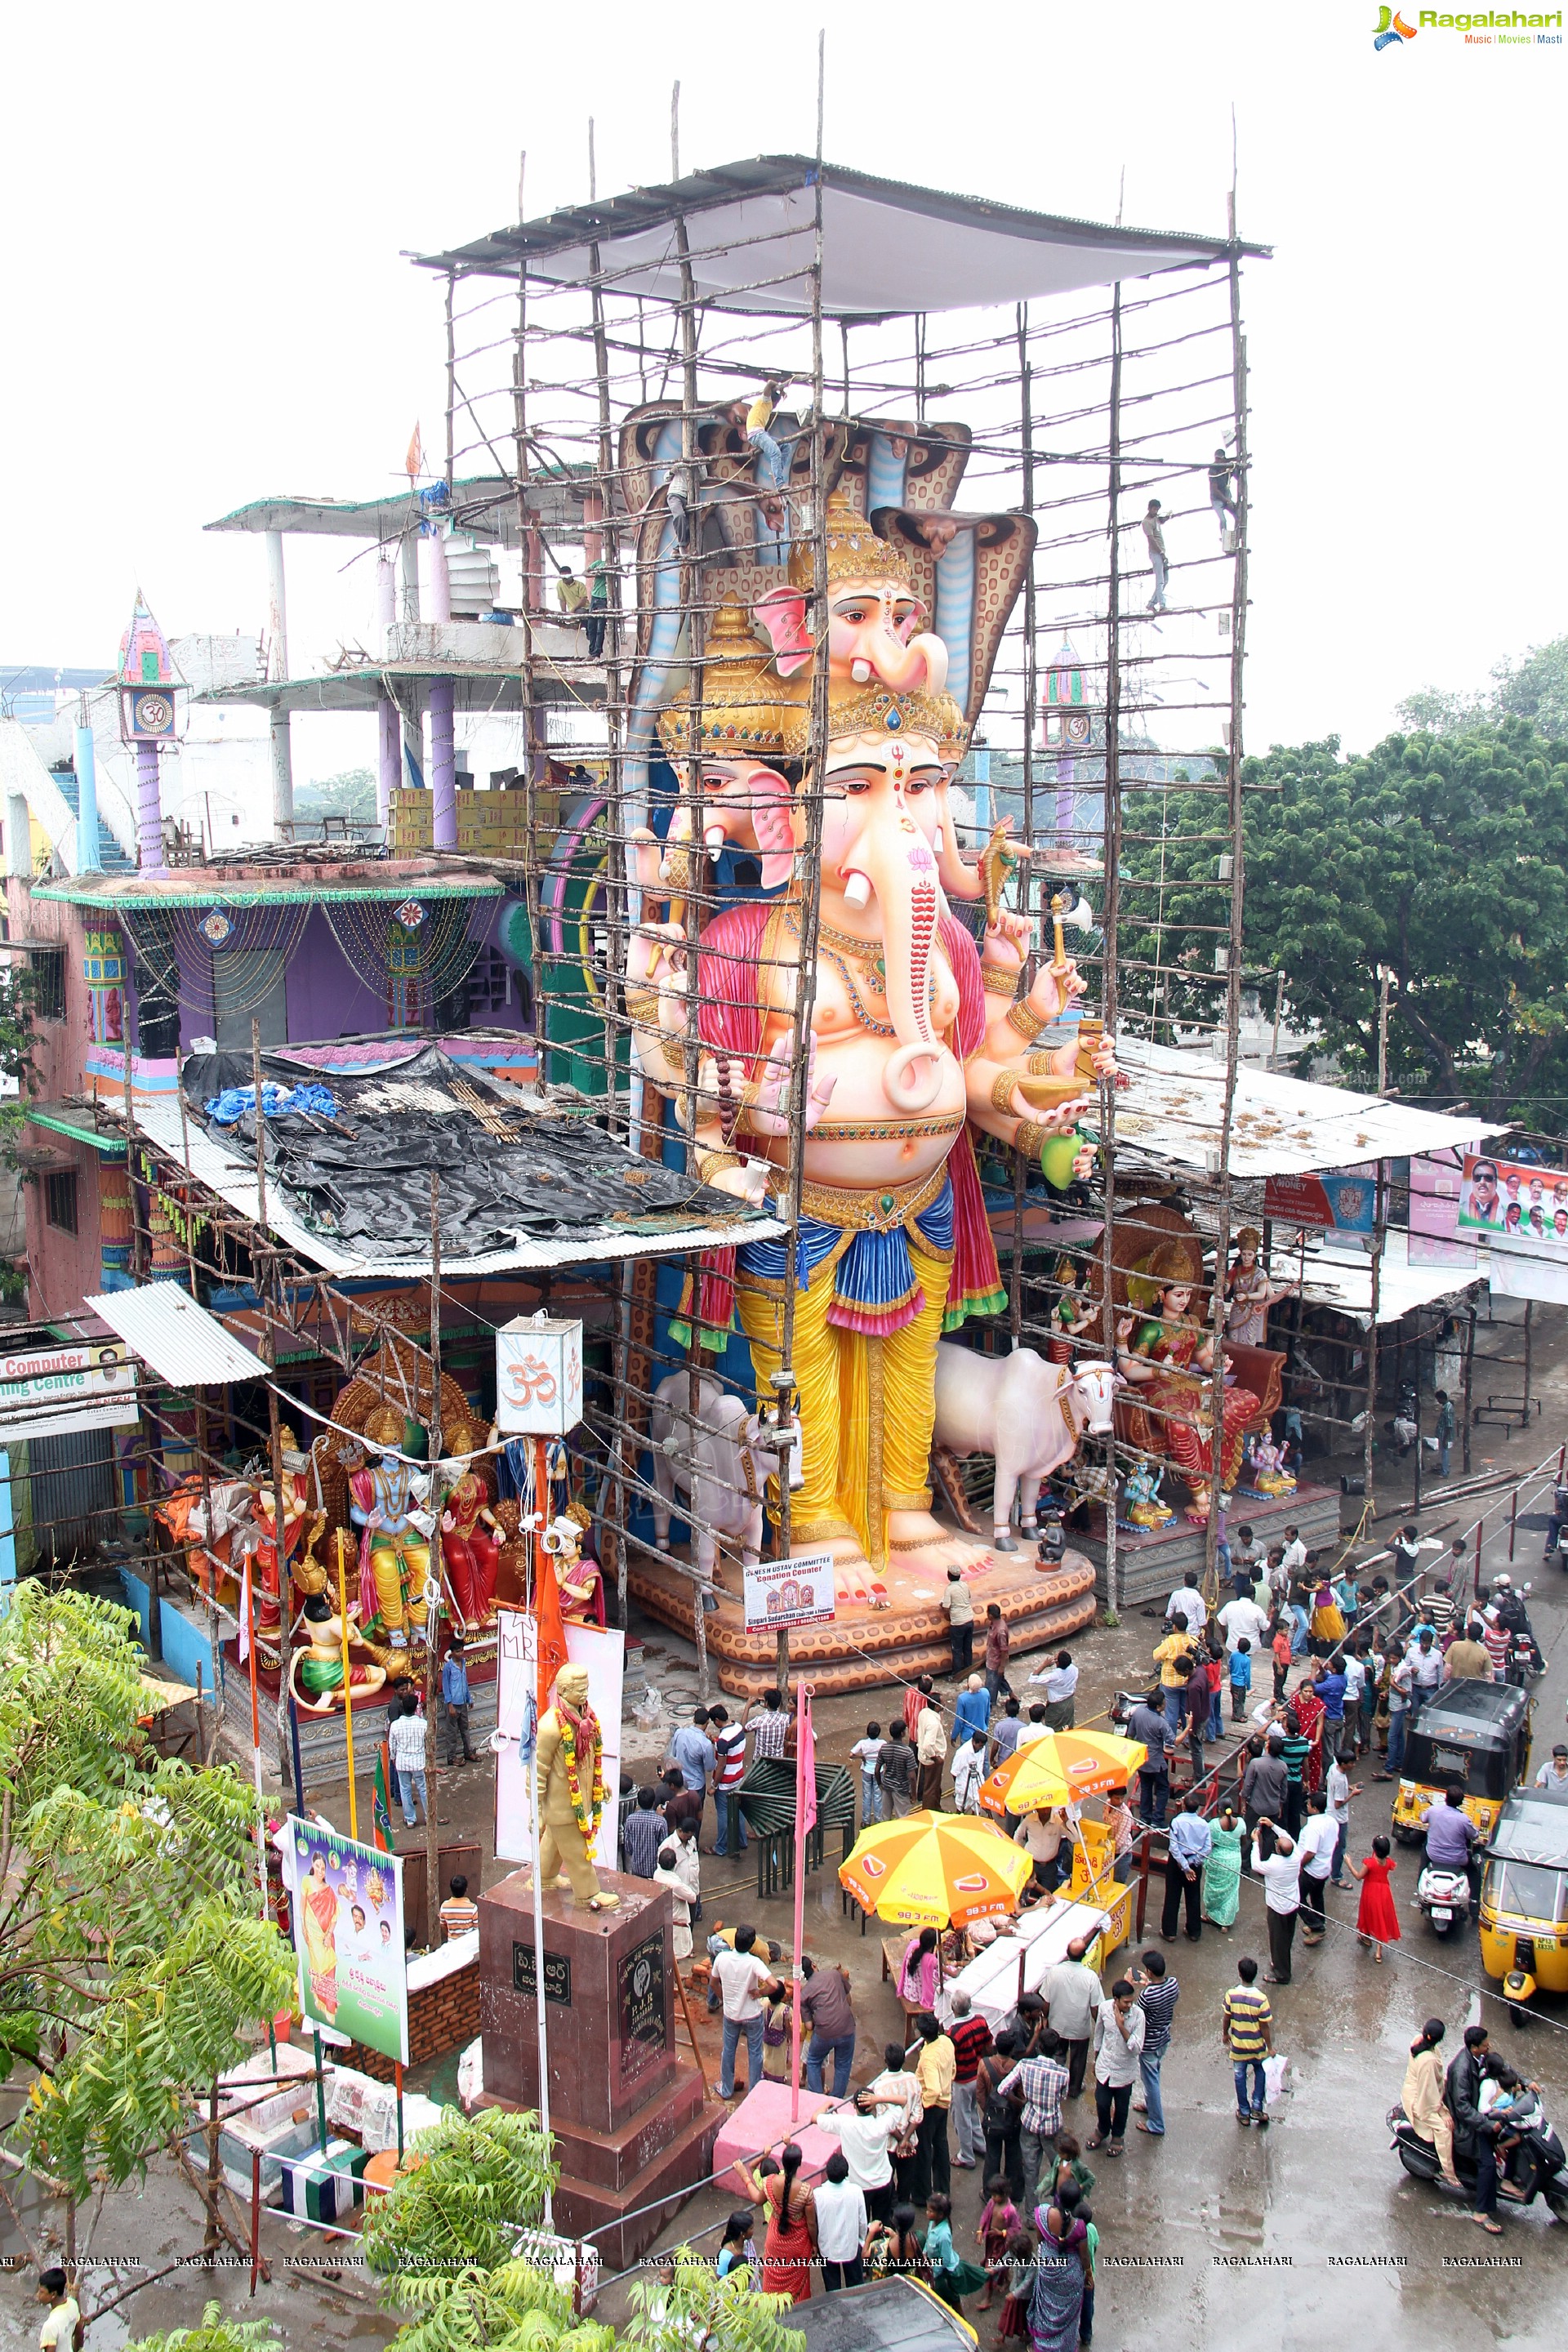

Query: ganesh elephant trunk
845;819;946;1113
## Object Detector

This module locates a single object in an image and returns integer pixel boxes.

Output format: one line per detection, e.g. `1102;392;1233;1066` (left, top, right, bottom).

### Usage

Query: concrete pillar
136;742;164;872
74;703;103;874
265;529;294;833
399;532;421;623
376;551;399;833
6;793;32;880
425;528;457;849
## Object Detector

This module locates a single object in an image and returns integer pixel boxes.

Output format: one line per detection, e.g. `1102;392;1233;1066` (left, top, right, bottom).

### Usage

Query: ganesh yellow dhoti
735;1164;957;1574
366;1537;430;1638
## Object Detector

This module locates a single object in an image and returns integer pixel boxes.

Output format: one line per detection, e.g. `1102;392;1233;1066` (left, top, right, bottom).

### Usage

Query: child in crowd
1229;1637;1254;1720
715;2207;756;2279
996;2228;1036;2340
1078;2201;1099;2345
976;2174;1020;2309
852;1721;884;1825
1053;2129;1095;2198
1270;1617;1293;1704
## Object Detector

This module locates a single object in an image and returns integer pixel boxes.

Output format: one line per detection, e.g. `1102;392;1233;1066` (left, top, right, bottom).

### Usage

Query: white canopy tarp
1290;1228;1478;1329
1109;1038;1498;1181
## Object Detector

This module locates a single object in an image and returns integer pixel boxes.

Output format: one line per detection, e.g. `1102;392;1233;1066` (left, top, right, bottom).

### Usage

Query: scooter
1388;2101;1568;2217
1415;1860;1470;1937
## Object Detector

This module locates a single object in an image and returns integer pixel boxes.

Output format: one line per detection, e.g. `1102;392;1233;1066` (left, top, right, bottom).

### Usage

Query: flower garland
556;1697;607;1842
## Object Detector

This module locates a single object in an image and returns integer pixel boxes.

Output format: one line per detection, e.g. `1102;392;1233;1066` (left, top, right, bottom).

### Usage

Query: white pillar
265;530;294;833
6;793;32;880
376;551;399;832
425;528;457;850
399;533;421;624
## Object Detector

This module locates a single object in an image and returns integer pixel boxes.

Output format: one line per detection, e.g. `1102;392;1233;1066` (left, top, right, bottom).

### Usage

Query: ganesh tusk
704;824;727;852
851;658;872;684
842;871;873;909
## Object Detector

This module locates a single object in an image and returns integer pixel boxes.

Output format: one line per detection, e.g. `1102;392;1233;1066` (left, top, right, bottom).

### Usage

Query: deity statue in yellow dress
349;1403;431;1647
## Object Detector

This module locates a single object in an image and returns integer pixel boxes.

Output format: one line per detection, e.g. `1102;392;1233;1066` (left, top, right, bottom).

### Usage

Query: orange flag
534;1544;568;1713
405;423;424;482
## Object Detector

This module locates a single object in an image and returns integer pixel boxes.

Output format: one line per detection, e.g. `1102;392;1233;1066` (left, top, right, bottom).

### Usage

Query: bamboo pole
335;1530;359;1840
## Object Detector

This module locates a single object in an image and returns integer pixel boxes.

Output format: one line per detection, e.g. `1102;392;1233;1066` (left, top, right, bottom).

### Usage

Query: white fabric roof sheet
421;156;1263;319
1291;1229;1478;1329
1109;1038;1498;1179
85;1285;270;1385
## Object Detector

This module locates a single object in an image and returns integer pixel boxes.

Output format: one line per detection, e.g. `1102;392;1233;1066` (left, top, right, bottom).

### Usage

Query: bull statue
648;1372;804;1588
932;1344;1118;1550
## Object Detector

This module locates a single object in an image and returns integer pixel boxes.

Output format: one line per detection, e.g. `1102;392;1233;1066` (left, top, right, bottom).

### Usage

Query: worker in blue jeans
712;1927;782;2100
800;1955;858;2098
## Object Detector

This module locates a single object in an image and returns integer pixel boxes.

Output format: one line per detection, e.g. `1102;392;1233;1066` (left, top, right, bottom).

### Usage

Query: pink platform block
710;2079;839;2195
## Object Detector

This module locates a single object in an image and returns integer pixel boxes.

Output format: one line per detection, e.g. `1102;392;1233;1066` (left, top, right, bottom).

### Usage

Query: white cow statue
933;1343;1118;1549
648;1372;804;1584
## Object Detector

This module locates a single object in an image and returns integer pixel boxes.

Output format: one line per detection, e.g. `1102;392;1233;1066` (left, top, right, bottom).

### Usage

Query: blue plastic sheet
203;1081;338;1125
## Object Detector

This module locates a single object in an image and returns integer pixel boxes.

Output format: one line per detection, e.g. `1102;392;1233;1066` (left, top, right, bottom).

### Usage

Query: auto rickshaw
1478;1790;1568;2020
1390;1677;1530;1844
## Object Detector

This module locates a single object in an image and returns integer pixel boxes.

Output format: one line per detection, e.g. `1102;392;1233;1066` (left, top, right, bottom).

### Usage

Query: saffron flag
405;423;423;481
237;1555;252;1664
534;1548;568;1713
372;1743;395;1855
795;1684;817;1838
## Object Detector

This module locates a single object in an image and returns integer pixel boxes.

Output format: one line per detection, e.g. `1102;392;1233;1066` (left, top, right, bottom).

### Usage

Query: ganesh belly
799;1035;968;1189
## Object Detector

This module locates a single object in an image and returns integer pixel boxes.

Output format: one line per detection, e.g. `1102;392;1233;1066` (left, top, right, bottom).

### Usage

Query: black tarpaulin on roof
182;1045;768;1261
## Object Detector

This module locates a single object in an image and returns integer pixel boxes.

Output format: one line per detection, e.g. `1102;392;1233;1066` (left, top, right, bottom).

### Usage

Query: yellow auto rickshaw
1479;1789;1568;2019
1391;1677;1530;1844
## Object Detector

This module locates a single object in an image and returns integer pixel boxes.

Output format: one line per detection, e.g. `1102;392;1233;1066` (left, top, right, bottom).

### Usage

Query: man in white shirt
1295;1793;1338;1944
1217;1593;1271;1654
1089;1976;1146;2154
712;1924;782;2099
1041;1651;1080;1730
1325;1754;1355;1885
1166;1583;1207;1633
1280;1530;1307;1579
1015;1806;1069;1893
951;1729;988;1815
815;2090;903;2225
813;2150;869;2290
1254;1822;1304;1984
1016;1703;1054;1751
1535;1744;1568;1796
915;1690;949;1811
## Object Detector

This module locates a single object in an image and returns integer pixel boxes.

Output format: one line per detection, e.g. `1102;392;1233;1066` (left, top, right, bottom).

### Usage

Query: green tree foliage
0;1584;294;2196
366;2110;801;2352
294;768;377;822
127;2305;285;2352
1119;718;1568;1123
1396;633;1568;741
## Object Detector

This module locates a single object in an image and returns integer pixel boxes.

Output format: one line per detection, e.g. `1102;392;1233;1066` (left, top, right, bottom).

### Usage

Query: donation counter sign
287;1815;409;2065
742;1548;836;1633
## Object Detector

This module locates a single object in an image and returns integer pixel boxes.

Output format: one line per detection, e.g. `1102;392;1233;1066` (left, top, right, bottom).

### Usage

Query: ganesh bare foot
886;1510;996;1578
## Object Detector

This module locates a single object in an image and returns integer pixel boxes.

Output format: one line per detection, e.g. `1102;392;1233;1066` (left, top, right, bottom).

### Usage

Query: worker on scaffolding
1142;500;1169;613
1209;448;1240;550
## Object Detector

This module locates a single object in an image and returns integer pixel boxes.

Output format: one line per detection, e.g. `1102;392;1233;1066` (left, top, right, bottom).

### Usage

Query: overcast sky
3;1;1560;781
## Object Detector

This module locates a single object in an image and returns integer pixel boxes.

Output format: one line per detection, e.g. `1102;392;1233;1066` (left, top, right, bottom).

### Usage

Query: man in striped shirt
1222;1955;1274;2125
947;1989;993;2171
1134;1949;1179;2137
709;1704;749;1857
439;1873;479;1940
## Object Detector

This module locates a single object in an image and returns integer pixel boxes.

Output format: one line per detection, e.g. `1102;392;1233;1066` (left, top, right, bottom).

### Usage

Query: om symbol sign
505;1352;559;1409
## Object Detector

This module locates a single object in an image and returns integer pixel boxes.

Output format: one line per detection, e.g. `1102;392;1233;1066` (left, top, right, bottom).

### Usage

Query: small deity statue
1048;1278;1096;1367
1116;1242;1263;1524
287;1592;388;1715
1245;1430;1296;1496
529;1664;617;1912
552;1503;607;1627
1123;1459;1174;1530
349;1404;432;1648
253;1426;310;1634
439;1419;501;1628
1224;1227;1298;1350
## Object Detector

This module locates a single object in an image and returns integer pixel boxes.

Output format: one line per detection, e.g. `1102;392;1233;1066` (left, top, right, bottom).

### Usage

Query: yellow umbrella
979;1727;1147;1820
838;1808;1034;1929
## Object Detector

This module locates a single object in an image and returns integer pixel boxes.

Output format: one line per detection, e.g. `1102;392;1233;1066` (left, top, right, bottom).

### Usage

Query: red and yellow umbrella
838;1808;1034;1929
979;1727;1147;1820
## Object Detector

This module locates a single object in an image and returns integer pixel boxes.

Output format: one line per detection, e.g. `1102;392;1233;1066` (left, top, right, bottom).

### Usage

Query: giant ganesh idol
627;484;1116;1626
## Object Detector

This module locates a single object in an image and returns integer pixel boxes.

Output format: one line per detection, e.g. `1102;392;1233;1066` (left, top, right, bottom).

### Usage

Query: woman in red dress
1292;1676;1326;1796
737;2142;817;2303
1350;1834;1401;1962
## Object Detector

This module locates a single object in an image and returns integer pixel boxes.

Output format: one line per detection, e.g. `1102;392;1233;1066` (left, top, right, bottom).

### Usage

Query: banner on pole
287;1815;409;2065
495;1610;624;1871
742;1548;836;1633
1459;1151;1568;1254
0;1339;138;1442
1263;1165;1377;1236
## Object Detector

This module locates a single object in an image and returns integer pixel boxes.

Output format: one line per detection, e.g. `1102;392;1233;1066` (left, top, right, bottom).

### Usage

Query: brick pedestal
478;1868;719;2265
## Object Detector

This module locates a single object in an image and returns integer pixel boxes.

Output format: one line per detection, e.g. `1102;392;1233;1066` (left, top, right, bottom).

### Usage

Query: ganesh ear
750;768;796;889
751;585;813;677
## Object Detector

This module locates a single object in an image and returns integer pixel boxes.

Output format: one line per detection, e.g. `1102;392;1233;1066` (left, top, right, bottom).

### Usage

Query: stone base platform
1078;1481;1343;1610
627;1543;1098;1698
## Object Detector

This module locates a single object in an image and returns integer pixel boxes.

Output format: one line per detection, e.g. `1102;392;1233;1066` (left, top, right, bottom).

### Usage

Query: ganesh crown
778;674;970;764
788;488;915;593
656;602;807;759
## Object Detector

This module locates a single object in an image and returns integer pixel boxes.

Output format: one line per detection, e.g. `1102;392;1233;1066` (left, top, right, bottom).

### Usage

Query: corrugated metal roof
1108;1038;1498;1179
83;1285;270;1386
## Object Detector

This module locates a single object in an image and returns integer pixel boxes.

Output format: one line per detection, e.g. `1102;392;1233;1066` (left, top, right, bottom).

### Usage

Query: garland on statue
556;1695;607;1842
